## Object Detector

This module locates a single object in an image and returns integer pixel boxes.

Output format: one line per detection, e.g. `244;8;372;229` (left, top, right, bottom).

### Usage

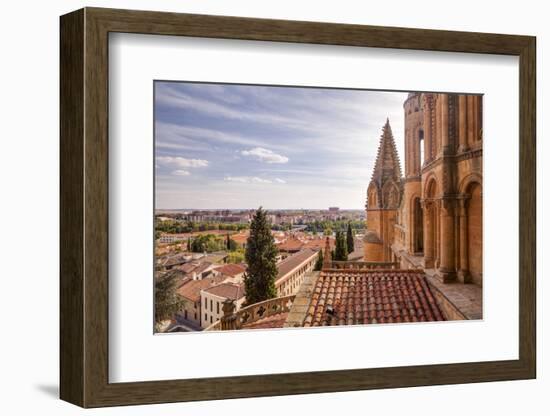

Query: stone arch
382;180;400;209
423;175;438;269
367;182;379;209
410;194;423;254
458;172;482;195
424;174;438;199
459;175;483;286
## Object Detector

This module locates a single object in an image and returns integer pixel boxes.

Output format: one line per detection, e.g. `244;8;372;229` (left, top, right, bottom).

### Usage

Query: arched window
418;129;424;166
413;197;424;253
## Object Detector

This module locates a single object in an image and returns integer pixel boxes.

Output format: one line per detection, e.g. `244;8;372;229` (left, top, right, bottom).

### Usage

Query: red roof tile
303;270;445;326
177;276;225;302
276;249;318;281
276;237;304;252
214;263;247;277
241;312;289;329
202;283;245;300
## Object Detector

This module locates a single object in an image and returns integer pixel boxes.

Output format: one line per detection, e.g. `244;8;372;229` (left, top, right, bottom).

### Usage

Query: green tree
225;234;238;251
244;207;278;305
154;271;186;331
346;223;355;253
334;231;348;261
314;249;324;271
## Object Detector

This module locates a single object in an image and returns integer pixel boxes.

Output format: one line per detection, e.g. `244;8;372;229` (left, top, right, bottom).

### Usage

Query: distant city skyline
155;81;408;210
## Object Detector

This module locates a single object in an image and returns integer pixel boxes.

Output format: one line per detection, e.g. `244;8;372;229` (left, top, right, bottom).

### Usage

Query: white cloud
156;156;209;168
241;147;289;164
172;170;190;176
274;178;286;184
224;176;273;184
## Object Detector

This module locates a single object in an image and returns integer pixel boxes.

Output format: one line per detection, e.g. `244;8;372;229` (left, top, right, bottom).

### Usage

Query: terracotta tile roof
303;270;445;326
177;276;225;303
303;237;335;250
192;261;213;275
277;249;318;281
276;237;304;252
214;263;247;277
202;282;245;300
231;232;249;245
163;253;190;267
178;262;198;273
241;312;289;329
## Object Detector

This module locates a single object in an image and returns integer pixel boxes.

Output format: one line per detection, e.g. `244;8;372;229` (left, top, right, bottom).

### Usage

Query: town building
158;233;188;244
176;275;226;328
213;263;247;283
200;283;245;328
275;249;319;297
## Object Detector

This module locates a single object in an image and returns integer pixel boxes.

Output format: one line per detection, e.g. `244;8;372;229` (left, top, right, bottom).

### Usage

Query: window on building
210;299;213;311
204;313;207;322
204;297;207;309
210;316;213;323
217;302;220;314
419;129;425;166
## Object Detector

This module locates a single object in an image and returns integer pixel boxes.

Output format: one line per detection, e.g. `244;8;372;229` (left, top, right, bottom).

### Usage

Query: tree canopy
243;207;278;305
346;223;355;253
333;231;348;261
154;271;186;330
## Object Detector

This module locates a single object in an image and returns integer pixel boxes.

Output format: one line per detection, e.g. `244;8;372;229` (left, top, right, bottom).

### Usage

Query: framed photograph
60;7;536;408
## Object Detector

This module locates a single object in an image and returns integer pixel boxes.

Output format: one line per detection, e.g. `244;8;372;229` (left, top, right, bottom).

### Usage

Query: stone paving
425;269;483;320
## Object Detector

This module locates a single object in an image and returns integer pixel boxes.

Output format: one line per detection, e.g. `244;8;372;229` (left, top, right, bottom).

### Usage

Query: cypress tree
243;207;278;305
334;231;348;261
346;223;355;253
314;248;324;271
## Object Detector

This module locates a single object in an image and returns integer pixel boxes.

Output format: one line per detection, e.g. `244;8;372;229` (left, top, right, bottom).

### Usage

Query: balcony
204;294;296;331
328;260;400;270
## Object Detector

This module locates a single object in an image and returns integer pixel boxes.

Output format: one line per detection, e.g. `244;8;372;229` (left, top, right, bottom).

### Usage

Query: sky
154;81;408;210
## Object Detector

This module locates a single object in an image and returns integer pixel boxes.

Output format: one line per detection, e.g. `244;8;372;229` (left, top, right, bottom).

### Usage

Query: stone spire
322;236;332;270
370;118;402;186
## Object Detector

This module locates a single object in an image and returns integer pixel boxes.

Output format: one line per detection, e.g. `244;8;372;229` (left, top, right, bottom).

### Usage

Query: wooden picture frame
60;7;536;408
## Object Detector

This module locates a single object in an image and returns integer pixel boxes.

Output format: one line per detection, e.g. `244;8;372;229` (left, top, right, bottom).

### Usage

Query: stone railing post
220;299;238;331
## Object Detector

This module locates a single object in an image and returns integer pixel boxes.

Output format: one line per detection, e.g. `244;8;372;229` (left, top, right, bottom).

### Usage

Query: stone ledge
283;271;320;327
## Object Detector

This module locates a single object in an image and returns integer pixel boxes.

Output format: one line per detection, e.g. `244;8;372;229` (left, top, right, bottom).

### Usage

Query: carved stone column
467;95;476;147
440;94;450;155
422;94;432;163
421;199;434;268
458;95;469;153
457;196;471;283
220;299;238;330
437;198;457;283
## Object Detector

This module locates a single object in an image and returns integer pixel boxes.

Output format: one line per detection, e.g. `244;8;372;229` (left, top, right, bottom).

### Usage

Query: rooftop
288;269;445;327
202;282;245;300
276;236;304;252
214;263;247;277
177;275;225;302
277;249;318;281
241;312;289;329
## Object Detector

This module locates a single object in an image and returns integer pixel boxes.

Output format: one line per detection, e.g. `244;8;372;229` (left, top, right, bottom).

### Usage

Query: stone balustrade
204;294;296;331
328;260;400;270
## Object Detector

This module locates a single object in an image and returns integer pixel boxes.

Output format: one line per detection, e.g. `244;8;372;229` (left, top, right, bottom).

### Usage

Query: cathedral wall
400;179;422;253
364;241;383;262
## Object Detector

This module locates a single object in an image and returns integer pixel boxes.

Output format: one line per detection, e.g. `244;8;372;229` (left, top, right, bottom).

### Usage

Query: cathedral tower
364;119;403;262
